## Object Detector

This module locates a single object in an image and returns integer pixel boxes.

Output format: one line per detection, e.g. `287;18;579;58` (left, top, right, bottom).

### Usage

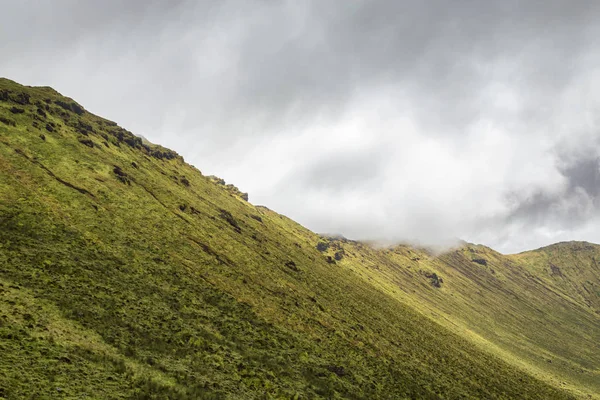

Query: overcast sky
3;1;600;253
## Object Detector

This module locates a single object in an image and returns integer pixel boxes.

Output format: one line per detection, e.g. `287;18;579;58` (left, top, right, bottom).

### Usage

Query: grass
317;239;600;399
0;77;595;399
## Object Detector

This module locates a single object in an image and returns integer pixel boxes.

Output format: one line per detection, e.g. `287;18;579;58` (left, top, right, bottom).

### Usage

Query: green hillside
316;239;600;398
0;78;596;399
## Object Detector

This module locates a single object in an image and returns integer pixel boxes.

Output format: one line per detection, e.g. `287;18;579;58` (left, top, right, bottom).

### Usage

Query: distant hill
0;77;597;399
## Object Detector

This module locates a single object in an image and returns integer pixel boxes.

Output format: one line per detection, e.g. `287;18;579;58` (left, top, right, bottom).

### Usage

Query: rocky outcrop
208;175;249;202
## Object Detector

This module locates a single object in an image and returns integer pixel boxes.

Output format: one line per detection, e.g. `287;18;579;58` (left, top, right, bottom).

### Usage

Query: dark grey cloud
505;143;600;227
2;1;600;252
563;157;600;198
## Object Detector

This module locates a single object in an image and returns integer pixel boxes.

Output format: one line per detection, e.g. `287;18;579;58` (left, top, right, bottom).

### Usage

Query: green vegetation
322;239;600;399
0;78;596;399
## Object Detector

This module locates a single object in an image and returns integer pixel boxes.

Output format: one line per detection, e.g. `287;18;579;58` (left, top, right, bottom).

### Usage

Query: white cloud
3;0;600;252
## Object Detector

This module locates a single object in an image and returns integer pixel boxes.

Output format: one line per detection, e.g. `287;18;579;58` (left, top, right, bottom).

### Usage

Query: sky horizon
3;1;600;253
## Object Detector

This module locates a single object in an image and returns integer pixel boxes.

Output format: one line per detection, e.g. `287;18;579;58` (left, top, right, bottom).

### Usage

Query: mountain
319;239;600;399
0;77;597;399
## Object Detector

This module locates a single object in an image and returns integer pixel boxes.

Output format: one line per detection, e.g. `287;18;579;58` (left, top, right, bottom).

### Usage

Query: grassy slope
311;237;600;399
0;78;587;399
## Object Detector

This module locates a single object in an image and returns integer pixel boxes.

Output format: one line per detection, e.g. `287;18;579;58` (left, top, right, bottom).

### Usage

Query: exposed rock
9;106;24;114
208;176;248;201
75;120;94;135
113;166;131;185
0;116;15;126
149;148;178;160
52;107;70;120
58;356;72;364
285;261;299;272
219;209;241;233
250;214;263;223
54;99;85;115
208;175;225;185
550;264;563;278
124;135;141;148
327;365;346;377
472;258;487;266
8;91;30;105
424;272;443;288
78;138;94;148
316;241;330;252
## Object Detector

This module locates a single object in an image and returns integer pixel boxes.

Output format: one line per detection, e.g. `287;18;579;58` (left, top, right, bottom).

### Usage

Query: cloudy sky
3;1;600;253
